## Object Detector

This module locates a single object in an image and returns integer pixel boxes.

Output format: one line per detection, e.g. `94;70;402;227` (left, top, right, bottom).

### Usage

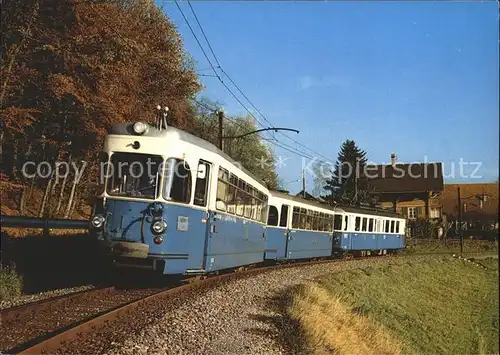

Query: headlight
133;121;148;135
91;214;105;229
151;219;167;235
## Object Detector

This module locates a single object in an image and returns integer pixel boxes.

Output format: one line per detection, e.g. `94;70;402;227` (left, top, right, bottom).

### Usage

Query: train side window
216;168;228;211
323;213;329;231
385;220;390;233
267;205;279;226
280;205;289;227
396;221;400;233
249;185;256;219
243;183;252;219
344;216;349;231
260;192;268;223
193;161;211;207
325;214;331;231
355;217;361;231
326;214;333;231
235;179;245;216
333;215;342;231
304;209;311;230
390;220;395;233
254;190;261;221
362;217;367;231
298;208;306;229
163;158;192;204
312;211;319;231
368;218;374;232
292;207;300;228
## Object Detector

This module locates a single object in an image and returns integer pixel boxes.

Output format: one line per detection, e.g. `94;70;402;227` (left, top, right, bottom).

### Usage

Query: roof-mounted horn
155;105;169;131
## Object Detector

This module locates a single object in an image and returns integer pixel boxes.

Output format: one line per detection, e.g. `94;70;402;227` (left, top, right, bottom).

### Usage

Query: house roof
439;183;498;220
366;162;444;194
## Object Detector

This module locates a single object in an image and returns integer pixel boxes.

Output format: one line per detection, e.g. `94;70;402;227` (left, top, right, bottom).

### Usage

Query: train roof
269;190;403;218
108;122;268;188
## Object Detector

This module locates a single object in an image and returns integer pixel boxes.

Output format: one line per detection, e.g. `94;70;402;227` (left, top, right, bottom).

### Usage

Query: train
89;119;406;276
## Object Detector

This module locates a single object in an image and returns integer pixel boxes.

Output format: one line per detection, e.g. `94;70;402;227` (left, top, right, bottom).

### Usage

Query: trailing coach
264;191;405;261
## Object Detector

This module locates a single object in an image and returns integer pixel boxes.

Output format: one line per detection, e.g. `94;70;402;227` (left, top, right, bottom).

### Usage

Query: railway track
1;256;375;354
4;251;483;354
0;284;170;354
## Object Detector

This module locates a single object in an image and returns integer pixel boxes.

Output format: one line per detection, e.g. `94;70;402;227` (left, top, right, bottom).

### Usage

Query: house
439;183;498;222
366;154;444;220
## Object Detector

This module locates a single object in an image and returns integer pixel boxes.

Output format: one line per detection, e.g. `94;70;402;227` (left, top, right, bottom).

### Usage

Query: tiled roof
366;163;444;193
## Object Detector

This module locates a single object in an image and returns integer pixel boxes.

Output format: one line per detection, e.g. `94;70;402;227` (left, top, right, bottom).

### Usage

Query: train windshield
106;152;163;199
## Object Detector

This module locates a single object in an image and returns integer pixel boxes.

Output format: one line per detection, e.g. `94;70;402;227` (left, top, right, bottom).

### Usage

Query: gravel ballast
106;255;442;355
0;285;95;310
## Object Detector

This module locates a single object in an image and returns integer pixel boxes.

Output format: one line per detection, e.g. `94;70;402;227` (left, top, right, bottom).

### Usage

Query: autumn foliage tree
1;0;281;217
1;0;201;217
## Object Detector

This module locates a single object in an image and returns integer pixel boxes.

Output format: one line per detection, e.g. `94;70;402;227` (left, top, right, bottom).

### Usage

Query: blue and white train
89;120;405;275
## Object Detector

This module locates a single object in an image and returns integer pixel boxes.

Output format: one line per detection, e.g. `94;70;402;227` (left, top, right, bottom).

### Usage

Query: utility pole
457;186;463;255
302;169;306;198
218;110;224;151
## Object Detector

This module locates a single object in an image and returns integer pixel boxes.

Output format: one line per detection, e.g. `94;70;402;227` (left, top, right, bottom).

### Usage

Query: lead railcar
90;118;270;275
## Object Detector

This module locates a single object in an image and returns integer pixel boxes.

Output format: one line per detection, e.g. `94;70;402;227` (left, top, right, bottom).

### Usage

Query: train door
265;204;289;259
187;160;211;271
279;204;290;259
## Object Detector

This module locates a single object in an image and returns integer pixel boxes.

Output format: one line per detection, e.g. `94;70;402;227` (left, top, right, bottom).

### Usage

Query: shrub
409;218;438;238
0;264;23;301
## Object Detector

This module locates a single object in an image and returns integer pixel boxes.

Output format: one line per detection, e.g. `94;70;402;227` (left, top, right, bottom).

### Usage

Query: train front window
106;152;162;199
163;158;192;204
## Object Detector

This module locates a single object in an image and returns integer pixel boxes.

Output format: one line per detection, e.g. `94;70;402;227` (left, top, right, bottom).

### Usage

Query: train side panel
264;227;288;259
350;232;378;250
204;211;266;271
285;230;333;259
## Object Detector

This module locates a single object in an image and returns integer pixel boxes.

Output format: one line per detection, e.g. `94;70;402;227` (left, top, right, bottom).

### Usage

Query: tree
190;99;279;189
1;0;201;216
223;116;279;189
311;159;333;198
323;140;370;205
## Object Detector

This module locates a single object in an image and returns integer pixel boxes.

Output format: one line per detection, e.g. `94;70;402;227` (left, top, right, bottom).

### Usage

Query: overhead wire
182;0;336;164
90;0;334;166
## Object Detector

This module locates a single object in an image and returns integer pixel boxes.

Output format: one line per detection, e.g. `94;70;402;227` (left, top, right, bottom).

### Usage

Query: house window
429;208;440;219
408;207;417;219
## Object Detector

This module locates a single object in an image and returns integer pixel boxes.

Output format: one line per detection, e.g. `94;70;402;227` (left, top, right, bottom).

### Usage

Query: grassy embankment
288;256;499;355
404;238;498;256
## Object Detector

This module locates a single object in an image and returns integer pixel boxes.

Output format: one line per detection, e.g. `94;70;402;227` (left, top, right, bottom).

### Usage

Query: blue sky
157;1;499;194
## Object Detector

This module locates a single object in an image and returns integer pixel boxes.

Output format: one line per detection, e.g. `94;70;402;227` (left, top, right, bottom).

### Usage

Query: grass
288;257;499;355
404;238;498;256
0;264;23;302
